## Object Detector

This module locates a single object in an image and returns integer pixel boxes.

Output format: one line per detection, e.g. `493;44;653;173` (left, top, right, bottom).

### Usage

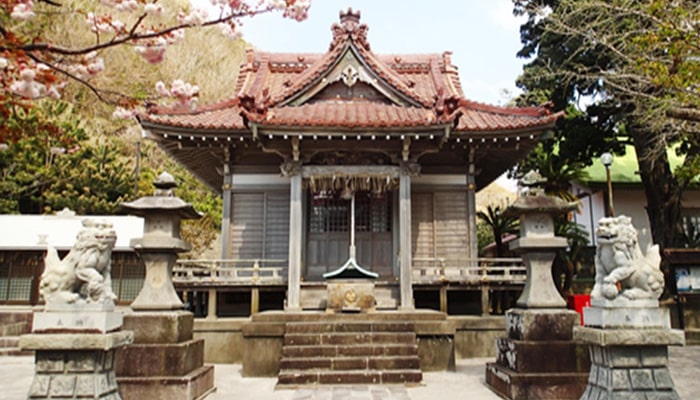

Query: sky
219;0;528;105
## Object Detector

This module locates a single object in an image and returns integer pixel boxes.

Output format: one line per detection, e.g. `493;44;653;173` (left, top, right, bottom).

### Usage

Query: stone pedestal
326;280;376;313
575;300;685;399
20;331;133;399
485;309;590;400
115;311;215;400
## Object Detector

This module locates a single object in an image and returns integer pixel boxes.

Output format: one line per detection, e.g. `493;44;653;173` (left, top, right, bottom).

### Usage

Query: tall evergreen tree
512;0;700;250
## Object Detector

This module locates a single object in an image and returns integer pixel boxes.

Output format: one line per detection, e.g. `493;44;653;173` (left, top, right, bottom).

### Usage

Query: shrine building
138;9;561;318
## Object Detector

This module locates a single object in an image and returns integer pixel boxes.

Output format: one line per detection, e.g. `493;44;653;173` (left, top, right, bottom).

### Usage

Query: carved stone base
20;331;133;400
485;308;589;400
575;326;685;400
485;362;588;400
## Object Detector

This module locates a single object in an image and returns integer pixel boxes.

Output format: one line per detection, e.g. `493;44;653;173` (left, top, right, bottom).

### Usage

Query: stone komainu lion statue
590;215;664;301
39;219;118;306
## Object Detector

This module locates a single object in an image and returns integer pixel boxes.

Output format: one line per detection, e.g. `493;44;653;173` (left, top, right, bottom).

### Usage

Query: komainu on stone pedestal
38;219;118;309
590;215;664;302
575;215;684;400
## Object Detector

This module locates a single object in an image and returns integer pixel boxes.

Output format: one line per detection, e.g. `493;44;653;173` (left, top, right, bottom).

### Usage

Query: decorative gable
277;9;428;108
285;46;417;106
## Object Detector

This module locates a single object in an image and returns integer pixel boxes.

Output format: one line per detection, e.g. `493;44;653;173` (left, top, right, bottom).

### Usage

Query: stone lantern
120;171;201;310
117;172;214;400
485;171;589;400
503;171;577;308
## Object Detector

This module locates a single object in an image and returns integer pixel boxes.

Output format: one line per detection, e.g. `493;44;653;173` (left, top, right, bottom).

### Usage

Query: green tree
0;101;132;214
477;204;519;258
512;0;698;251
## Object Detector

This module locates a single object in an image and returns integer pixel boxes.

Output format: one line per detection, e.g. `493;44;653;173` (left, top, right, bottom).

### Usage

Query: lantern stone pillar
117;172;215;400
485;171;589;400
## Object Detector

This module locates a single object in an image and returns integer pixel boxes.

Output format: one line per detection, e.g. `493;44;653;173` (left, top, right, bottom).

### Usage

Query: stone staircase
278;320;422;386
0;311;33;356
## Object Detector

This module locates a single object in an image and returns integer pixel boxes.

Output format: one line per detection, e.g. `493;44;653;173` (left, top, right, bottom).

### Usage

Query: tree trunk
630;122;686;251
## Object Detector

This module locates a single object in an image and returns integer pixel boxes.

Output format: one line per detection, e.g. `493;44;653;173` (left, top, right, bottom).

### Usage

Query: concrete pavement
2;346;698;399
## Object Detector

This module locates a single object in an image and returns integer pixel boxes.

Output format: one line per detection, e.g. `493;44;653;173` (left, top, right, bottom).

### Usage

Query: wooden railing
173;259;287;284
412;257;527;284
172;257;526;286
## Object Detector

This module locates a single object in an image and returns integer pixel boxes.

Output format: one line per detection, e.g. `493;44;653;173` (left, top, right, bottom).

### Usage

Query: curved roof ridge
144;97;241;117
458;98;554;117
267;42;346;104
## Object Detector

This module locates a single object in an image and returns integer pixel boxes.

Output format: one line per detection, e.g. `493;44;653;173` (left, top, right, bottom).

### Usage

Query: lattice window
310;191;350;233
0;255;34;304
111;253;145;304
309;191;390;233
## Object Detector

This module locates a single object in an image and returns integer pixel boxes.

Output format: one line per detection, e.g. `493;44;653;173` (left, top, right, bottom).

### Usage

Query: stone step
253;310;447;323
278;319;423;386
282;343;419;358
0;321;29;337
285;321;415;334
284;332;416;346
685;328;700;345
278;369;422;386
0;311;32;327
0;336;20;348
0;347;33;356
280;355;421;371
0;336;32;357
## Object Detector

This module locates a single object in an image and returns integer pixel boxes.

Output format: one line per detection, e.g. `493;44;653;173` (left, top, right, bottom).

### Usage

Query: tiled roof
246;102;442;129
455;100;561;133
140;9;559;134
141;99;247;130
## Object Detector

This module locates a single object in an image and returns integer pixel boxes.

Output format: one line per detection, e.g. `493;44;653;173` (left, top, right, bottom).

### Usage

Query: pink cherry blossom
220;22;243;41
267;0;287;11
86;13;126;35
10;68;46;99
135;37;168;64
285;0;310;22
11;1;36;20
178;9;209;26
112;107;138;120
144;3;165;16
155;81;170;97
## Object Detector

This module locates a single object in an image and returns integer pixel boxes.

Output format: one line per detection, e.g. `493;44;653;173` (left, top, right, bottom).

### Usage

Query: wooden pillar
286;162;303;311
212;150;232;321
251;288;260;315
206;289;217;320
440;286;448;313
220;155;233;261
467;152;487;314
466;153;478;262
399;162;416;310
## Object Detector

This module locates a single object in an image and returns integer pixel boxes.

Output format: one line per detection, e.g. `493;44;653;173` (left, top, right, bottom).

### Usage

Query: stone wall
192;315;505;364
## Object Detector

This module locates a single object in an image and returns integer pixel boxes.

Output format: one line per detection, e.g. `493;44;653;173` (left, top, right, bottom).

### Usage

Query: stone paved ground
2;346;698;399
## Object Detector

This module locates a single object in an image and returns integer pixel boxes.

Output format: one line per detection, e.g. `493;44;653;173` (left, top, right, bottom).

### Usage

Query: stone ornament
38;219;118;308
591;215;664;301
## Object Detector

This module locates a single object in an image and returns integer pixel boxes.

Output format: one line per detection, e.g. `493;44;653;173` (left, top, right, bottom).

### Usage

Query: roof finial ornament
339;8;361;25
330;8;370;51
